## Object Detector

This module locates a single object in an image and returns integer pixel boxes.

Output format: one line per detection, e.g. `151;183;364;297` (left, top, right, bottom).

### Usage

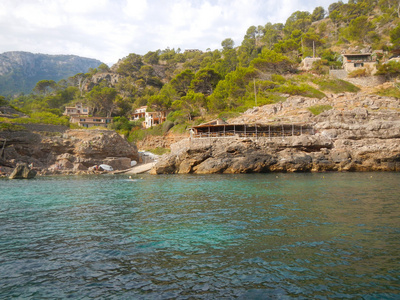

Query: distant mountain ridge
0;51;102;96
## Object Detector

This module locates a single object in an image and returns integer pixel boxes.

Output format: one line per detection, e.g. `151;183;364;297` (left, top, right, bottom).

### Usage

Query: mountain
0;51;102;96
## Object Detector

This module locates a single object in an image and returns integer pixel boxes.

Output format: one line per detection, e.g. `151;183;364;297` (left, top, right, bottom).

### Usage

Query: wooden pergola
190;123;314;139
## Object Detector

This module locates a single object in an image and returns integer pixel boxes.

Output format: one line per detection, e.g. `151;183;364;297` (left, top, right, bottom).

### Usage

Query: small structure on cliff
342;53;377;74
191;122;314;139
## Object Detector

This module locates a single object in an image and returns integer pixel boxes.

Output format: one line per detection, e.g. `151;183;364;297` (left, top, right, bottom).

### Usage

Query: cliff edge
151;91;400;174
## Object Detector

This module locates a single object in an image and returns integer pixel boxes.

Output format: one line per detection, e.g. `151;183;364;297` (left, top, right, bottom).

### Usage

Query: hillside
2;0;400;150
0;51;102;96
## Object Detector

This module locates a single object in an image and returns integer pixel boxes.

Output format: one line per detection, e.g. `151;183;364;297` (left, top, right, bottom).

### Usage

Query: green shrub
277;83;326;99
146;147;171;155
348;68;368;78
170;123;189;134
374;86;400;98
308;105;333;115
271;74;286;83
9;112;70;126
314;78;360;93
162;120;174;133
0;123;26;132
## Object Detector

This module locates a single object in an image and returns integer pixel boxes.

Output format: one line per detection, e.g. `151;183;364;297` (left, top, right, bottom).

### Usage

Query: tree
311;6;326;22
33;80;57;95
86;86;117;117
214;49;238;77
345;16;375;43
69;73;89;97
97;63;110;73
262;22;283;49
221;38;235;51
170;69;195;96
284;11;312;35
190;68;222;95
250;49;296;74
0;95;8;106
208;67;258;111
238;26;263;67
144;50;160;64
328;1;344;15
115;76;136;100
376;61;400;80
116;53;143;76
390;24;400;50
172;91;207;121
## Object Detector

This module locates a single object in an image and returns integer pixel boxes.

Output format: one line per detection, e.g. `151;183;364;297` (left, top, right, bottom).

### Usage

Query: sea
1;172;399;299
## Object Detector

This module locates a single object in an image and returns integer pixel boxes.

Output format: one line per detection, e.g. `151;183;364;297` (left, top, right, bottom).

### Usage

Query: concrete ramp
119;162;156;174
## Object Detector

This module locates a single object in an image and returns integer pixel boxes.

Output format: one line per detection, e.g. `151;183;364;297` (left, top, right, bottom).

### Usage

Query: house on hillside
342;53;377;74
130;106;168;129
63;103;89;117
131;106;147;121
69;116;113;128
64;102;113;128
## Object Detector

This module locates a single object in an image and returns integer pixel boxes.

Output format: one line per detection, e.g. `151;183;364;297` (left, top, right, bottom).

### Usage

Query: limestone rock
9;164;36;179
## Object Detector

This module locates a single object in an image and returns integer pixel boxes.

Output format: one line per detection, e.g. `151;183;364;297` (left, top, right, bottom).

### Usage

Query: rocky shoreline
151;92;400;174
0;129;139;177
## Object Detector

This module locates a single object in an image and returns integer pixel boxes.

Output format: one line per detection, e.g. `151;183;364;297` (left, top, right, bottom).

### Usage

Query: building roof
343;53;372;57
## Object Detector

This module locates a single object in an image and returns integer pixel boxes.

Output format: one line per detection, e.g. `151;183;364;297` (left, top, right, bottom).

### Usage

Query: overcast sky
0;0;339;65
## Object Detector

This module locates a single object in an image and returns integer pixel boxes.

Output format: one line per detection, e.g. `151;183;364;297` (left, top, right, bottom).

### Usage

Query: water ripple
1;173;399;299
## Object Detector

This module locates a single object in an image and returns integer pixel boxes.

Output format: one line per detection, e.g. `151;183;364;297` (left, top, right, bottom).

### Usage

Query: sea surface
0;172;399;299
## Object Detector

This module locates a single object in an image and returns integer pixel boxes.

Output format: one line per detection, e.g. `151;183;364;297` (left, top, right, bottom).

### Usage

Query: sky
0;0;338;65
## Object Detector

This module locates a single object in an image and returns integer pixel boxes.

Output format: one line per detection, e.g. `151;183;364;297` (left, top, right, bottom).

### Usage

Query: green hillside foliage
2;0;399;139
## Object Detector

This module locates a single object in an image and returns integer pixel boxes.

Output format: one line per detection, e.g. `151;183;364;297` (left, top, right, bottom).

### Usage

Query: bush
146;147;171;155
0;96;8;106
0;123;26;132
308;105;333;115
5;112;70;126
374;86;400;99
277;83;326;99
162;120;174;133
313;78;360;93
348;68;368;78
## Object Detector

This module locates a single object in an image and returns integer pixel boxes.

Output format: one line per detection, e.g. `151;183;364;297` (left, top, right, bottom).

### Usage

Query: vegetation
308;105;333;115
146;147;171;155
0;123;26;132
1;0;399;141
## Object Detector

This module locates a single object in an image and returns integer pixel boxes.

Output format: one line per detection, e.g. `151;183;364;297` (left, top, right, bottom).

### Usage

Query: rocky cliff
0;129;138;175
151;91;400;174
0;51;102;95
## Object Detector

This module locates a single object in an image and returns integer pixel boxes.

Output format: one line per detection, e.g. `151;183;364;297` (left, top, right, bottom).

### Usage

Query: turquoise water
0;173;399;299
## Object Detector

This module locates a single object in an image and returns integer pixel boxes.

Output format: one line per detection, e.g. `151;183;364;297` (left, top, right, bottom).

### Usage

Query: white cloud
0;0;339;64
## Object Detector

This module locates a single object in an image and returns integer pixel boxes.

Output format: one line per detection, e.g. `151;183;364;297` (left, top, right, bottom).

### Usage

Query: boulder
9;164;36;179
103;157;131;170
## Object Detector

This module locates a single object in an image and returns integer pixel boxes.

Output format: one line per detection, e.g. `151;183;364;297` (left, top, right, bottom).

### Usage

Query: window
354;63;364;67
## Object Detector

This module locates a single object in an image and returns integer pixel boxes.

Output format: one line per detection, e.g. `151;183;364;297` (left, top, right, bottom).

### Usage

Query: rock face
151;93;400;174
9;164;36;179
0;51;102;96
1;129;138;175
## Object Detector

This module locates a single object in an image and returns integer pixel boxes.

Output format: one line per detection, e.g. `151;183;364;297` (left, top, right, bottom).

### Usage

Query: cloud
0;0;337;64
